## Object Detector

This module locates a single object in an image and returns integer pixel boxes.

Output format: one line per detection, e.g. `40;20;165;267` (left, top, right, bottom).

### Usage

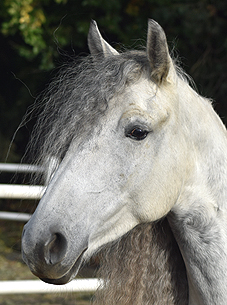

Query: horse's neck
169;82;227;305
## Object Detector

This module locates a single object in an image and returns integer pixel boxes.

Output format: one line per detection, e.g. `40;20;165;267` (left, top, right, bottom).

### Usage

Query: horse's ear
88;20;119;60
147;19;173;85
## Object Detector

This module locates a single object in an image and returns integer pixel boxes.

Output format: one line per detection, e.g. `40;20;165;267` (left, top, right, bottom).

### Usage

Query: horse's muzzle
21;223;87;284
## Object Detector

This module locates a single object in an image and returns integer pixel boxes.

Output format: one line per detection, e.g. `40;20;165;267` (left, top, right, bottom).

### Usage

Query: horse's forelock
28;51;150;181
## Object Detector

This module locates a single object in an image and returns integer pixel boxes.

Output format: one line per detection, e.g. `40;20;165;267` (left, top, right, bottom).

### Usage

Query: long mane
28;51;150;178
93;219;188;305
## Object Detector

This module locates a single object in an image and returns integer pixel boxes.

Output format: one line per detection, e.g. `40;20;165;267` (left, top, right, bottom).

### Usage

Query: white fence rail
0;184;45;200
0;211;31;222
0;279;101;294
0;163;99;295
0;163;45;221
0;163;44;173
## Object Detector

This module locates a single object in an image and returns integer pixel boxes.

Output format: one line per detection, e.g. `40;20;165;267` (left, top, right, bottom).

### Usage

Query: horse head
22;20;188;284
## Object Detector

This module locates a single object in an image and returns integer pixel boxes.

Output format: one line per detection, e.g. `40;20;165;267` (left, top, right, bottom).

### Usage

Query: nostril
44;233;67;265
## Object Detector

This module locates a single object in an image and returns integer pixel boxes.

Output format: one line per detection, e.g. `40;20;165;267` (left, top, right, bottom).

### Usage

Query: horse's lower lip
40;248;87;285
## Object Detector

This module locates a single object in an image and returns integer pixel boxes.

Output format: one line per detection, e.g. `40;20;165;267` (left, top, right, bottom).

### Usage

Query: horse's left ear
147;19;174;85
88;20;119;61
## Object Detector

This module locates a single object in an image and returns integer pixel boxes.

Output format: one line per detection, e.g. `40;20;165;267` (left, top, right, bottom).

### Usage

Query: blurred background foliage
0;0;227;162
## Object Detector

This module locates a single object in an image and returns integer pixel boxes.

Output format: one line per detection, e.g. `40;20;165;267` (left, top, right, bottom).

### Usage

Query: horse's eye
127;127;149;141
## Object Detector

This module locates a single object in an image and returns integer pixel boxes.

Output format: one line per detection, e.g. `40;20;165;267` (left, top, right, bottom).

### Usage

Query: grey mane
29;51;151;174
93;219;188;305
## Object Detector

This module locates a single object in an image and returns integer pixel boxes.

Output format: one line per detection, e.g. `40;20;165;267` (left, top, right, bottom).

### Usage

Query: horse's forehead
124;78;156;101
110;78;170;122
105;79;152;117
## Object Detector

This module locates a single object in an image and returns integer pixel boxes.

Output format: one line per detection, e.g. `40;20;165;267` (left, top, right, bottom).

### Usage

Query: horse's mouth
40;248;87;285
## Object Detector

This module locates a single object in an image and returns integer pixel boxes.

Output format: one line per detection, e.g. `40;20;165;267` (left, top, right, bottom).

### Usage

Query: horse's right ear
146;20;174;85
88;20;119;61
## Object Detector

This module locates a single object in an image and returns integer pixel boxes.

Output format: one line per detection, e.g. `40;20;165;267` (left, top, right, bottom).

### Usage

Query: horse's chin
40;248;87;285
41;275;71;285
